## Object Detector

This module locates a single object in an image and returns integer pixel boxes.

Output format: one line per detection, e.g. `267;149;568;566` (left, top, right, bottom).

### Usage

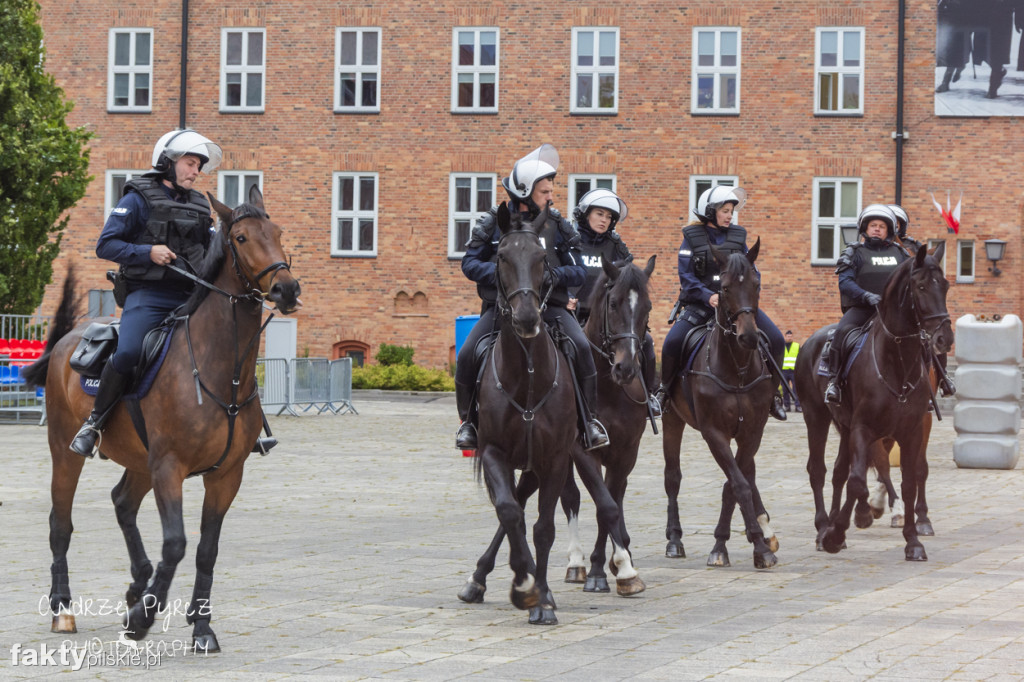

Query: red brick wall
36;1;1023;366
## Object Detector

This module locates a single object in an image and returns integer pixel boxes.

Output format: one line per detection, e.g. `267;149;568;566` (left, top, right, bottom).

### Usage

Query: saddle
72;320;175;400
816;322;872;381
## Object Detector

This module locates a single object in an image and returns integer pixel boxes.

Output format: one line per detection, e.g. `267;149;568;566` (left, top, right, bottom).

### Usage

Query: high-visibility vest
783;341;800;370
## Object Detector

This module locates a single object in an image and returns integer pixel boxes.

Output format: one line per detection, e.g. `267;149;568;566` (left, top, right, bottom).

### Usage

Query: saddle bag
69;322;120;378
679;305;713;327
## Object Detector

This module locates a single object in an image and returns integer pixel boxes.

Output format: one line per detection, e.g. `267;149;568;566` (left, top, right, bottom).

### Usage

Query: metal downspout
895;0;906;203
179;0;188;129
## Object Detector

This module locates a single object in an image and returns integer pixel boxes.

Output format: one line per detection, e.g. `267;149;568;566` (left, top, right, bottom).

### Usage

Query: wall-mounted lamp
984;239;1007;276
840;223;860;247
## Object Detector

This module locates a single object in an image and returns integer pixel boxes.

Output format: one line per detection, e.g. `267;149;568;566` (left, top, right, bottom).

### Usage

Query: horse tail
21;265;80;388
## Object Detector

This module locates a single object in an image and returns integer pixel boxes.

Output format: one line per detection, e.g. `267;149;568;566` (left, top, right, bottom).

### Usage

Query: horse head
912;241;953;354
208;185;302;314
710;237;761;351
495;201;547;338
595;255;656;385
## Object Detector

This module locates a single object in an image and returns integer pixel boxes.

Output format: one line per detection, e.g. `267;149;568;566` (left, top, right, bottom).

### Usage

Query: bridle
494;230;554;318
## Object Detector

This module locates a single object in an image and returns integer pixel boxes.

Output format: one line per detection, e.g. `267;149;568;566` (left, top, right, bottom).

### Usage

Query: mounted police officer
659;185;788;421
569;187;660;417
71;129;276;457
823;204;910;404
455;144;610;451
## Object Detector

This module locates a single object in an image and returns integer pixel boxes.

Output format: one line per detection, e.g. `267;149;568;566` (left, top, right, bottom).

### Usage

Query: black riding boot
69;363;131;457
454;380;477;449
758;335;787;421
823;344;841;405
935;353;956;397
581;373;610;450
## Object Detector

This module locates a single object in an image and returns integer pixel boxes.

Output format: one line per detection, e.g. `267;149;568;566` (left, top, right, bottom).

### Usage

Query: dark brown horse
22;186;300;651
794;243;952;561
662;239;780;569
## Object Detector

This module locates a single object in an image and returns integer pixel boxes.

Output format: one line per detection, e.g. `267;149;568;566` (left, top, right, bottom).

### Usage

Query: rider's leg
755;310;787;421
825;308;870;404
935;351;955;397
550;308;609;450
659;316;694;406
453;307;496;449
641;332;662;417
69;361;132;457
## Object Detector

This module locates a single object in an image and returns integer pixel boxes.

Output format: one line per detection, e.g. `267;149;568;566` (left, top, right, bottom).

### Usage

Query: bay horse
794;243;951;561
662;239;781;569
21;186;301;651
458;203;642;625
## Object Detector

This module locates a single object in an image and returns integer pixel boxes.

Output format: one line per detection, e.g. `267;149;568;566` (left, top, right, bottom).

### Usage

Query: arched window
332;340;370;367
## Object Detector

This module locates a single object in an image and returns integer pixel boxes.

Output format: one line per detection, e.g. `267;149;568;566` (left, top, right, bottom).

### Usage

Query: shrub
375;343;415;366
352;363;455;392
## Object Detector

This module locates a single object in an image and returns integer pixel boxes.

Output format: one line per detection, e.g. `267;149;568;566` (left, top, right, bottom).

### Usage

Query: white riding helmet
573;188;628;230
695;185;747;224
857;204;897;240
888;204;909;240
502;144;559;200
151;129;223;173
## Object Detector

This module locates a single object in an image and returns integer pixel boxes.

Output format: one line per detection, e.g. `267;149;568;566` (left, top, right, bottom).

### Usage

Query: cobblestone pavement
1;394;1023;680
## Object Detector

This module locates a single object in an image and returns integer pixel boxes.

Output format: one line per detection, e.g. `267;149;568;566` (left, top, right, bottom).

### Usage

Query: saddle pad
80;329;174;400
681;326;710;375
816;327;869;379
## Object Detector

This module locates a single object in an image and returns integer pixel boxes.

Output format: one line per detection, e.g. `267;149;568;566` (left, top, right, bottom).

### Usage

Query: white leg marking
611;540;638;580
514;573;536;593
566;514;586;568
757;513;775;540
890;498;906;527
869;481;888;511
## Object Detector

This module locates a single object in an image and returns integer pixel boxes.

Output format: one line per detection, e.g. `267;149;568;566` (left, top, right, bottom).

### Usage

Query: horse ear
916;241;929;268
602;257;620;281
529;201;552;234
930;240;945;264
747;237;761;264
496;201;512;236
207;192;233;227
643;254;656;278
248;184;265;211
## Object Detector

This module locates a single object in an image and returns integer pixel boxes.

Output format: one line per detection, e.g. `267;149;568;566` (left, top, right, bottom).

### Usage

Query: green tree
0;0;91;314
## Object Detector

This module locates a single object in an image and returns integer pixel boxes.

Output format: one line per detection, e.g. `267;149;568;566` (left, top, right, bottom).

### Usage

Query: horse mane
584;260;648;320
178;223;228;317
881;253;919;305
722;251;752;279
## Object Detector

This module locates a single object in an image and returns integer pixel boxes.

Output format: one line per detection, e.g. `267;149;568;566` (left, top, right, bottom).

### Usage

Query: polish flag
929;190;961;235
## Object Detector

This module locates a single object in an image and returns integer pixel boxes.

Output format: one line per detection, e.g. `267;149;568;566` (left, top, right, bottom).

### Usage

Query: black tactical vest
536;215;572;308
577;235;619;313
120;177;213;288
840;242;907;309
682;223;748;294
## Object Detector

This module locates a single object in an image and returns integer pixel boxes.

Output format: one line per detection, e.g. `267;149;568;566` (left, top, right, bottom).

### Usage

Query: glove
863;292;882;306
543;270;561;289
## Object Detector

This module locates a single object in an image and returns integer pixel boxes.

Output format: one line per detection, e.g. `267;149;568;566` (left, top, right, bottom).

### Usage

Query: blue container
455;314;481;357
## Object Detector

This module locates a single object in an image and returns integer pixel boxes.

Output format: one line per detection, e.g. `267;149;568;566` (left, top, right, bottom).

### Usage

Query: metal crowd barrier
256;357;357;416
328;358;357;414
0;359;46;424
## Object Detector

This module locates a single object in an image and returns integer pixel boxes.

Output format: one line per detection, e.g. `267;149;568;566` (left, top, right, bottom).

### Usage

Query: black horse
458;203;642;624
662;239;780;569
794;243;952;561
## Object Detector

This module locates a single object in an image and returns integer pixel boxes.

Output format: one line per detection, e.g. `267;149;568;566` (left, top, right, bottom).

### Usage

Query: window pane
359;177;375;210
361;75;377;107
340;31;357;65
340;74;355;106
817;226;835;260
696;180;713;198
959;242;973;277
455;220;470;249
479;73;495;107
843;32;860;66
820;31;837;66
577;31;593;66
599;31;615;66
458;73;473;107
115;33;130;66
114;74;129;106
576;74;593;107
818;183;836;218
362;31;378;66
339;177;353;210
339;219;353;250
458;32;474;66
476;178;492;212
596;178;613;190
720;73;736;108
697;32;714;66
246;74;262;106
840;182;858;217
697;75;713;108
721;31;737;66
134;73;149;106
358;219;374;251
842;74;859;109
599;72;616;108
224;175;239;207
247;32;263;66
135;33;150;66
227;33;242;65
112;174;128;200
574;179;591;207
455;177;471;212
819;73;835;110
480;32;496;66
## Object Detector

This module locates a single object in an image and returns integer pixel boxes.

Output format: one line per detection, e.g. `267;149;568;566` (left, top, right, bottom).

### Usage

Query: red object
462;449;476;457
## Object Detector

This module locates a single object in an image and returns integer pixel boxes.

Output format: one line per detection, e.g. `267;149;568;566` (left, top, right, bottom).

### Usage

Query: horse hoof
510;582;541;611
192;633;220;654
125;589;140;609
916;521;935;537
754;551;778;570
565;567;587;583
123;603;152;641
854;508;874;529
51;614;77;634
665;540;686;559
820;531;845;555
528;605;558;625
891;514;905;528
905;546;928;562
616;576;646;596
707;551;730;567
457;580;486;604
767;535;780;553
870;506;885;520
584;576;610;593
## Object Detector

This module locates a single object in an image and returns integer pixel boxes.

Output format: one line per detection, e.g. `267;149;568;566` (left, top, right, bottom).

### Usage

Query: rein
588;280;649;408
689;280;769;394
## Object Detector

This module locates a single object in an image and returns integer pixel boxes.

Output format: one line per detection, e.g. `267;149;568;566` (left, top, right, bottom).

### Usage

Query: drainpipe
894;0;906;203
179;0;188;129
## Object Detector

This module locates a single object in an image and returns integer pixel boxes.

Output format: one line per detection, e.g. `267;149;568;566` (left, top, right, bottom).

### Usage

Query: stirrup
648;393;662;419
69;421;101;458
583;419;610;451
770;394;787;421
252;437;278;455
939;378;956;398
824;381;841;405
455;421;478;450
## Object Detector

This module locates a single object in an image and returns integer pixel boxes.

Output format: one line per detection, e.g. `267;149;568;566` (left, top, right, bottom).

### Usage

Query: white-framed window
452;28;499;113
568;175;616;216
692;27;740;113
88;290;117;317
105;170;148;216
218;171;263;209
956;239;973;282
689;176;739;223
815;27;864;114
107;29;153;112
448;174;496;258
812;177;861;264
332;172;378;257
335;28;381;113
571;27;619;114
221;28;266;112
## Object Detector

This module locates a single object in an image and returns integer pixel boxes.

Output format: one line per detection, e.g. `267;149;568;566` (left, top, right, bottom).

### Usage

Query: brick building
35;1;1023;368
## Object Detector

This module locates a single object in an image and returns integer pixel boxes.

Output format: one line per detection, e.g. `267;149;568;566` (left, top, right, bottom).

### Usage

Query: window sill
107;108;152;114
570;110;618;116
813;111;864;117
450;109;499;115
690;110;740;116
335;108;380;114
219;108;266;114
331;253;378;259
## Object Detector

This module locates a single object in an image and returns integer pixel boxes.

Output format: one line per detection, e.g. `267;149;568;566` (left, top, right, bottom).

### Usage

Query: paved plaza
1;393;1023;680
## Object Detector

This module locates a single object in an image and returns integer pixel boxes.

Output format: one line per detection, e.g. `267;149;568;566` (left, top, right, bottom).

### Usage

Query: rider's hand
863;292;882;306
567;298;577;311
150;245;177;266
708;293;719;308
